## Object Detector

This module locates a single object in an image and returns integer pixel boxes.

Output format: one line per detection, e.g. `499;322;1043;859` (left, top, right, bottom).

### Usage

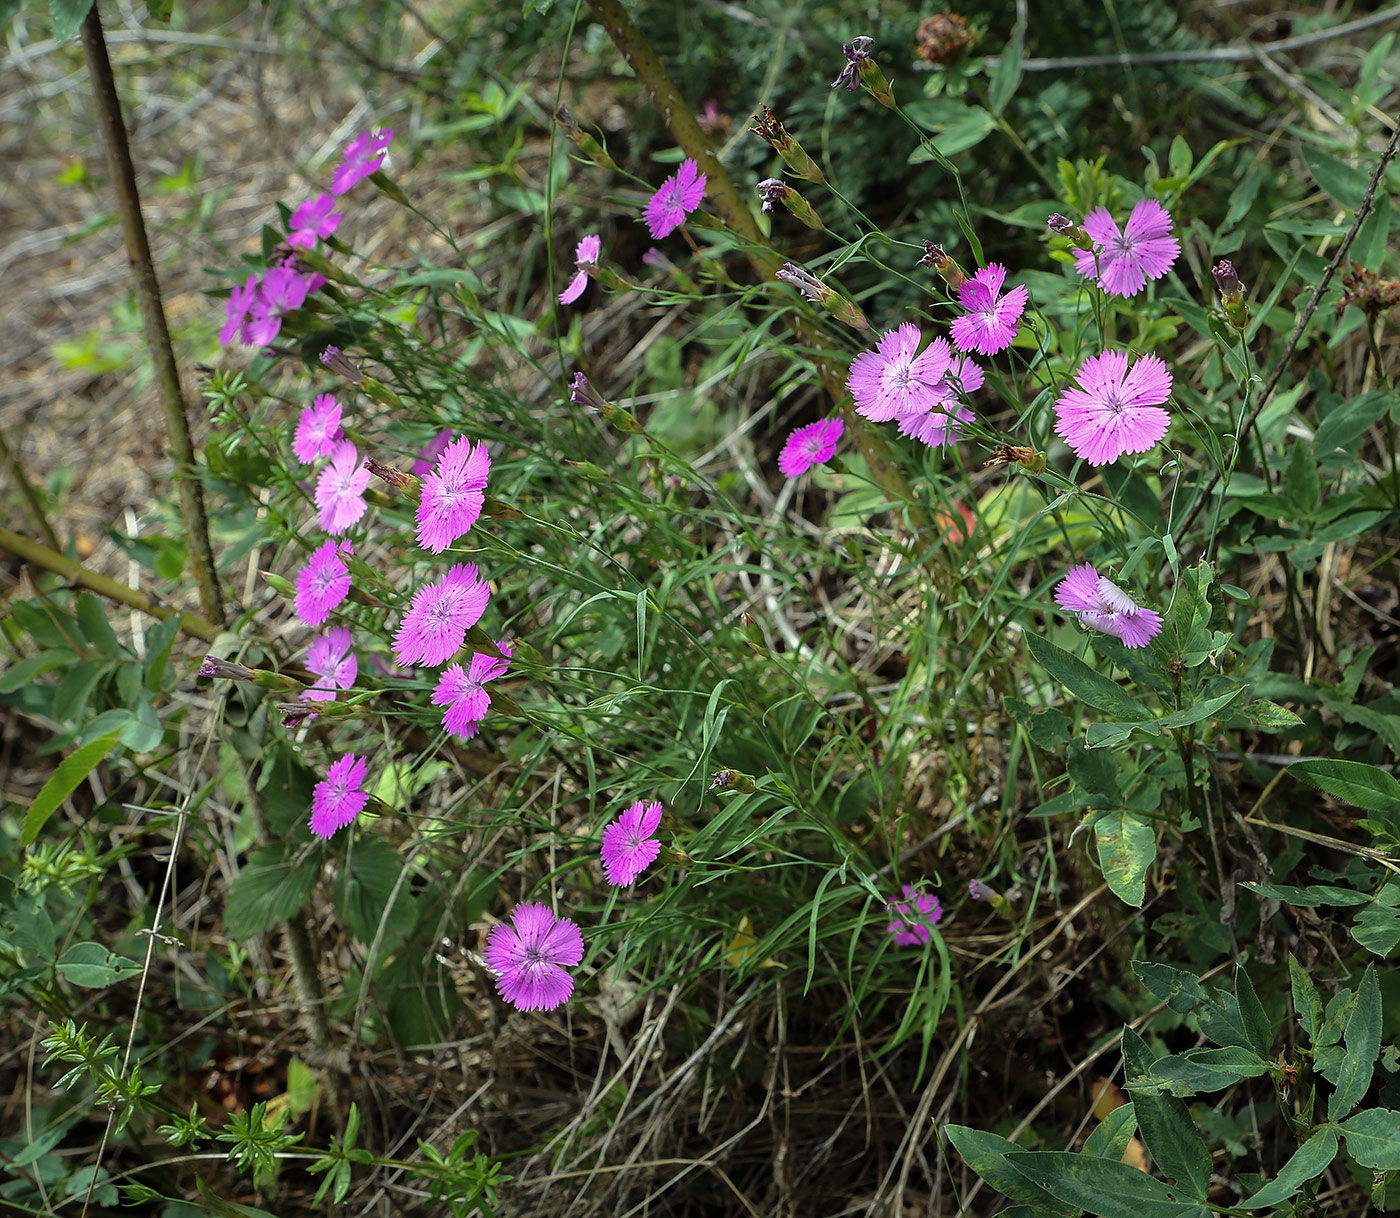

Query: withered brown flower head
1337;262;1400;319
915;13;978;65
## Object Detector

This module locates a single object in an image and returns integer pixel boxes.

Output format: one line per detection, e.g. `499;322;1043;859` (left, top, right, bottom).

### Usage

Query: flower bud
1212;259;1251;331
968;878;1016;921
748;105;823;183
319;345;363;384
984;444;1046;474
364;456;419;496
775;263;868;330
739;611;767;654
709;768;757;794
553;105;618;171
1047;213;1095;252
756;178;823;229
917;242;966;290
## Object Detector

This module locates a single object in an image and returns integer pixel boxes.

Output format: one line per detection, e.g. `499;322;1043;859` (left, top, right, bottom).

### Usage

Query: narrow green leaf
1155;683;1245;730
22;728;124;845
1290;759;1400;815
1245;882;1370;908
1005;1150;1210;1218
1095;811;1156;906
1122;1029;1211;1200
1237;1127;1338;1209
1331;964;1380;1119
989;20;1025;116
1290;953;1324;1045
1340;1108;1400;1170
1026;634;1152;721
1150;1046;1269;1094
1234;964;1273;1058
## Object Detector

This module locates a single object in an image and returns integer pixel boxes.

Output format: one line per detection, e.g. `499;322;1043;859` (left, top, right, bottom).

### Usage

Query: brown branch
0;527;221;644
79;2;225;627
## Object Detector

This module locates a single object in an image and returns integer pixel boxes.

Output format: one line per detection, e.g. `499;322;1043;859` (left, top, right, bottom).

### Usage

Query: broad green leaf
1352;881;1400;956
1150;1046;1269;1094
1238;1127;1338;1209
1234;964;1273;1058
76;593;121;658
0;651;77;693
1164;562;1215;666
1026;634;1152;721
22;727;124;845
1121;1028;1211;1200
1290;759;1400;815
1289;953;1324;1045
944;1126;1075;1214
332;838;416;951
1231;700;1304;730
1331;964;1380;1119
1303;147;1368;210
1315;390;1393;456
1095;811;1156;907
989;20;1024;116
1083;1102;1138;1161
1340;1108;1400;1170
50;0;95;41
1005;1150;1210;1218
1155;684;1245;730
56;941;140;988
224;845;317;939
1085;721;1145;748
1244;882;1370;908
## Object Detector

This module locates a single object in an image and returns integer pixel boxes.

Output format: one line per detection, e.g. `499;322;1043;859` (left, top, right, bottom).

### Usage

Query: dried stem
79;2;225;627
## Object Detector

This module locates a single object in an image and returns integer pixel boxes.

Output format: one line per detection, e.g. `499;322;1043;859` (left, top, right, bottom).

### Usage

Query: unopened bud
199;655;255;681
756;178;823;229
1212;259;1251;331
968;878;1016;921
739;611;767;653
709;768;757;794
319;345;363;384
1047;213;1094;252
553;105;618;171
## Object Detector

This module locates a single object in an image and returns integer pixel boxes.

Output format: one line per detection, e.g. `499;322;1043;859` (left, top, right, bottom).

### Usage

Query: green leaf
332;838;415;951
1303;147;1369;210
1352;880;1400;956
1095;811;1156;907
988;19;1024;116
1121;1028;1211;1200
1026;634;1152;721
944;1125;1076;1214
1150;1046;1270;1094
1085;721;1146;748
1005;1151;1210;1218
1083;1102;1138;1161
1234;964;1273;1058
1290;759;1400;815
1163;562;1215;666
1331;964;1381;1119
0;651;76;693
1339;1108;1400;1170
49;0;94;41
55;941;140;987
224;845;318;939
1290;953;1324;1045
22;727;124;845
1237;1127;1338;1209
1244;882;1370;908
1315;390;1393;456
76;593;121;658
1231;699;1304;731
1155;683;1245;730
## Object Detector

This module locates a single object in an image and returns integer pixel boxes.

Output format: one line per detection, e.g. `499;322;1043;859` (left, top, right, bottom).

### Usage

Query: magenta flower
220;275;259;347
885;883;943;946
1053;350;1172;466
293;539;353;627
392;563;490;668
483;902;585;1012
315;441;372;535
1073;198;1180;298
950;263;1028;356
431;644;512;741
847;324;953;422
309;753;369;839
893;354;983;449
243;265;322;348
292;393;344;465
644;158;706;239
331;127;393;195
412;429;453;476
416;435;490;554
1054;563;1163;649
779;418;844;477
303;626;357;702
558;234;601;305
600;799;663;886
288;192;342;248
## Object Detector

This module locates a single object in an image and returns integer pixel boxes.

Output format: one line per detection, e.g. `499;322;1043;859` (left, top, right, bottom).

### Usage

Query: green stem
79;3;225;627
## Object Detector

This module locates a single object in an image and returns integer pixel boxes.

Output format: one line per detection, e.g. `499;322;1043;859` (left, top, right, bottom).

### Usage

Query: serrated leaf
1234;964;1273;1058
76;593;121;658
56;941;140;988
1095;811;1156;907
332;838;415;951
1340;1108;1400;1170
1331;964;1381;1119
1083;1102;1139;1161
22;727;123;845
224;845;317;939
1026;634;1152;721
1122;1029;1211;1200
0;652;76;693
1290;759;1400;815
1005;1150;1210;1218
1352;882;1400;956
1155;683;1245;730
1238;1127;1338;1209
1243;882;1370;908
1290;953;1324;1045
1232;699;1304;730
50;0;94;41
1151;1046;1270;1094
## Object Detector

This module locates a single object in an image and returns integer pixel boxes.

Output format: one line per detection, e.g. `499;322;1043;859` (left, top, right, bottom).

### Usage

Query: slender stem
0;527;221;643
79;3;225;627
0;424;62;552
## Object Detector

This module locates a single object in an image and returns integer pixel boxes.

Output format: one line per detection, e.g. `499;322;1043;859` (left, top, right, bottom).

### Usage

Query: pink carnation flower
600;799;663;886
293;394;344;465
885;883;942;946
1053;350;1172;467
559;234;601;305
483;902;585;1012
288;192;342;248
950;263;1029;356
847;324;952;422
1073;198;1180;298
309;752;369;839
779;418;844;477
892;354;983;449
431;644;512;741
331;127;393;195
293;539;353;627
392;563;490;668
644;158;706;239
303;626;357;702
412;429;453;476
1054;563;1163;649
243;264;323;348
416;435;490;554
315;441;372;535
220;275;259;347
